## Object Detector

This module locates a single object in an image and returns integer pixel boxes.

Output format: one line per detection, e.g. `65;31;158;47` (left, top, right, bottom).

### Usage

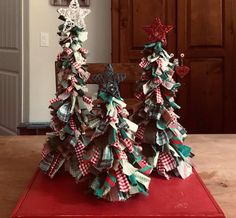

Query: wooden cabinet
112;0;236;133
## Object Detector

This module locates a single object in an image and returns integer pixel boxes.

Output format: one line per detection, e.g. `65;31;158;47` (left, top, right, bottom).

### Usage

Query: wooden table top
0;135;235;218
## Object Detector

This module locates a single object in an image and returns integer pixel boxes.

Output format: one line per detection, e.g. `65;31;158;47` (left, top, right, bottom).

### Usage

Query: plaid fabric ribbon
71;76;77;86
135;124;145;142
83;95;92;104
123;138;134;153
137;158;152;175
91;147;100;165
139;57;149;68
48;154;65;178
41;144;50;159
79;163;90;176
79;47;88;54
72;62;81;70
116;105;129;117
153;77;162;85
65;48;73;55
156;130;170;146
135;91;145;100
117;150;128;160
157;152;176;179
155;87;164;104
66;85;73;93
116;166;130;193
50;98;60;105
75;140;85;164
69;117;77;130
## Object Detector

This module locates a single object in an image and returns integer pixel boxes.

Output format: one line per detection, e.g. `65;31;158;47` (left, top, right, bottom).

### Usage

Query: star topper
58;0;91;31
144;17;173;45
92;64;126;99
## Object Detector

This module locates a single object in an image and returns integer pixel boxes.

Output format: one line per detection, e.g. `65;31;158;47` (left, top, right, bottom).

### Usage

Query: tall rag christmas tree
39;0;93;179
71;64;151;202
132;18;193;179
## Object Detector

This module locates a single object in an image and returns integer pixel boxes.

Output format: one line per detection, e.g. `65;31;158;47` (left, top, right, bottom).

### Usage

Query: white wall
28;0;111;122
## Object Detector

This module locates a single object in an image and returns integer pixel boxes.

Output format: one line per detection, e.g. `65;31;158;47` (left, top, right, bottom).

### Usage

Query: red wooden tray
11;168;225;218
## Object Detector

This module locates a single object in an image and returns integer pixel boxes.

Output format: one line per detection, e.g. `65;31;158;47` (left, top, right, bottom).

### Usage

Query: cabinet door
177;0;236;133
112;0;177;63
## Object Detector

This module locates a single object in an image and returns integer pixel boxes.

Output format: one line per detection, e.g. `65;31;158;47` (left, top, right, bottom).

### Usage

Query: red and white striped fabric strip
41;144;50;159
116;166;130;193
71;76;77;86
79;163;90;176
72;62;81;70
157;152;176;179
74;140;85;164
135;91;144;100
135;124;145;141
155;87;164;104
111;141;120;148
64;48;73;55
49;98;60;105
139;57;149;68
123;138;134;153
48;154;63;177
83;96;92;104
78;47;88;54
69;117;76;131
90;147;100;165
69;57;74;63
66;86;73;93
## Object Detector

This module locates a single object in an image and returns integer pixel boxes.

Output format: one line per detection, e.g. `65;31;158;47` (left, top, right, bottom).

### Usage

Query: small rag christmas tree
71;64;152;202
132;18;193;179
39;0;93;179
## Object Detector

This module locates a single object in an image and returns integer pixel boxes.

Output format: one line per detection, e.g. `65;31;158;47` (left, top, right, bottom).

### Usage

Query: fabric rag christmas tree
72;64;152;201
39;0;94;179
132;18;193;179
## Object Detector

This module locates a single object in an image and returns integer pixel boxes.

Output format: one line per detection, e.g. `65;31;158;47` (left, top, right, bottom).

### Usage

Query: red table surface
11;168;225;218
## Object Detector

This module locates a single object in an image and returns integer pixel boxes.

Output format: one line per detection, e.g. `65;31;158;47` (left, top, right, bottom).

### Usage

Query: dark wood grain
112;0;236;133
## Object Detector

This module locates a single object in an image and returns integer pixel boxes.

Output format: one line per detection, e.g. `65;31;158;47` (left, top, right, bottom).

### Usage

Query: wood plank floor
0;135;235;218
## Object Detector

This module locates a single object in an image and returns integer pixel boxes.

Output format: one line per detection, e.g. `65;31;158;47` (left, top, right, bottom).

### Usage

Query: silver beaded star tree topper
58;0;91;31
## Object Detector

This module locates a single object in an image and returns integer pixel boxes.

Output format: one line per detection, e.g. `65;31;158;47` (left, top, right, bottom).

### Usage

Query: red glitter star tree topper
144;17;173;46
